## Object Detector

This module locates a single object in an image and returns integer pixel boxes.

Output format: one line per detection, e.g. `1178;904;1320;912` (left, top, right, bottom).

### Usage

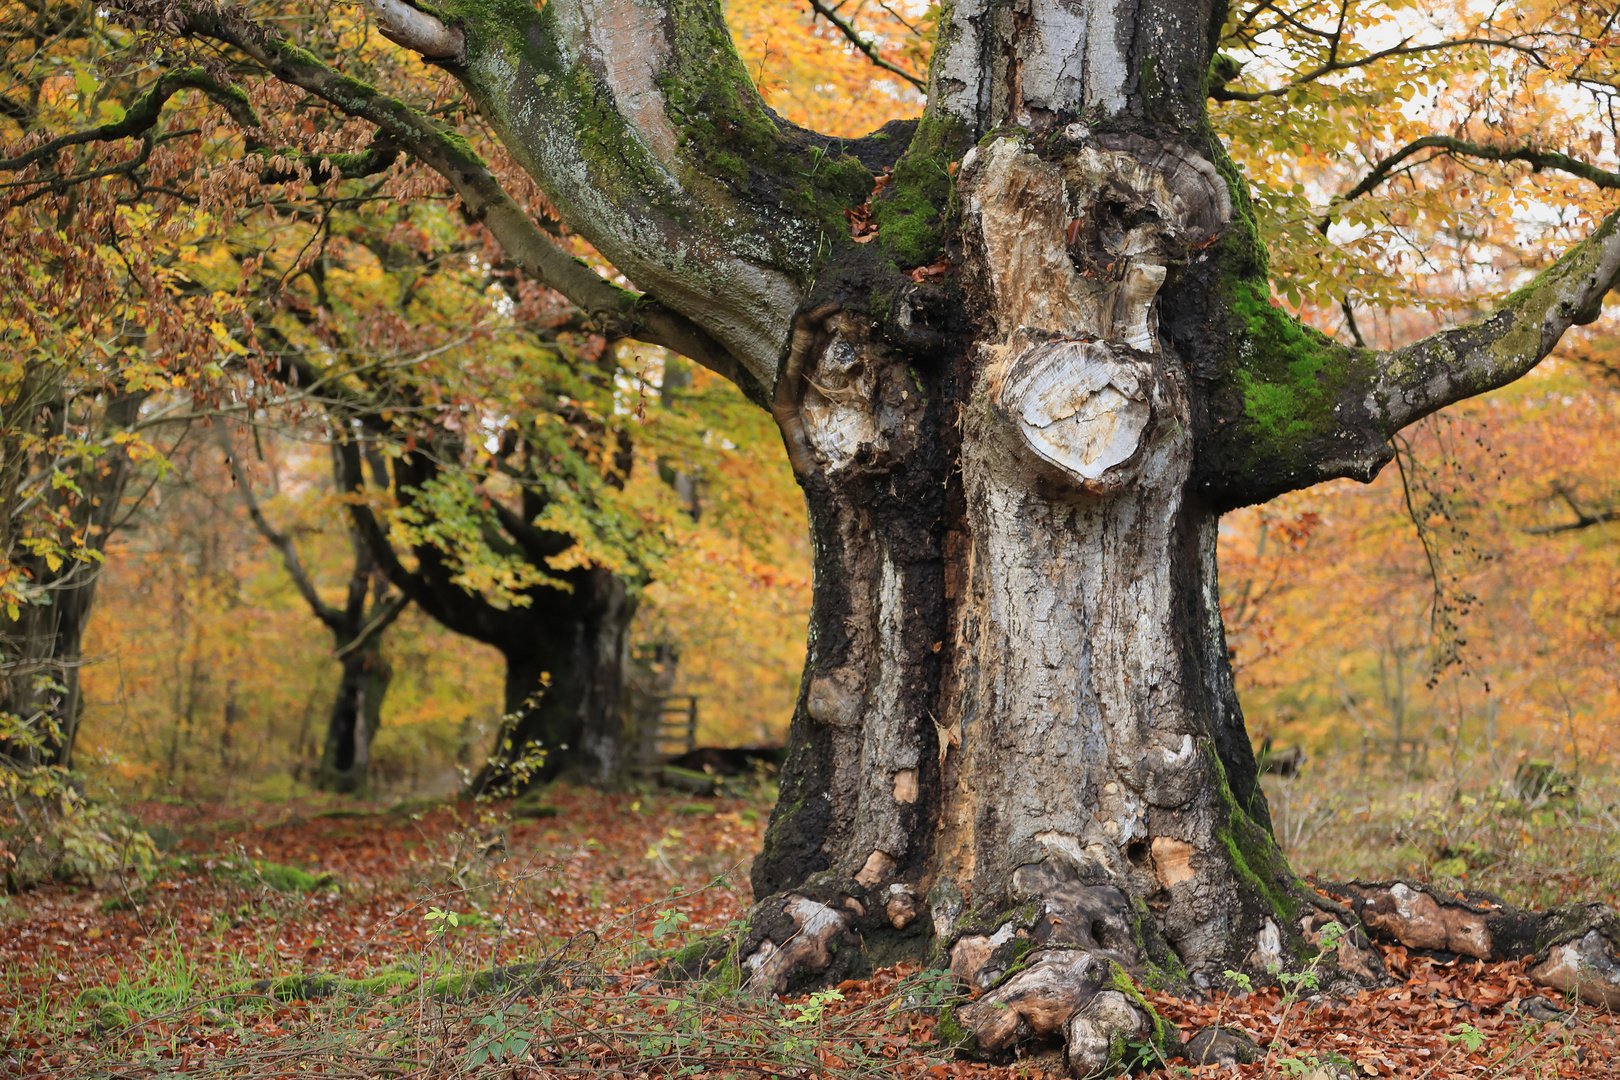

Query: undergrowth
1263;750;1620;909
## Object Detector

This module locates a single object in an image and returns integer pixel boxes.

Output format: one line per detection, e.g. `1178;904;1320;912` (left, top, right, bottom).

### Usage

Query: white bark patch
970;140;1109;336
743;896;853;994
841;545;923;872
1528;930;1620;1009
955;948;1111;1052
470;3;802;385
1255;918;1283;972
1065;991;1152;1078
573;0;682;165
1115;262;1167;351
800;333;880;472
1030;831;1111;881
933;0;1128;126
363;0;464;59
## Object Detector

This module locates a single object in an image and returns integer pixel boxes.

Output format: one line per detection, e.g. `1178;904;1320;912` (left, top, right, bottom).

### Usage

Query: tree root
741;893;863;994
1314;879;1620;1008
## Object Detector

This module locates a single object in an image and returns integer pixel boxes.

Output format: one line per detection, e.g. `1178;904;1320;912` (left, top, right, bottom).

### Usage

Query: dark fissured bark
316;644;392;793
475;567;636;792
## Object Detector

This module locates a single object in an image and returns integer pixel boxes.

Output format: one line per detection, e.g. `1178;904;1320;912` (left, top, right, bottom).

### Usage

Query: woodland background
46;0;1618;805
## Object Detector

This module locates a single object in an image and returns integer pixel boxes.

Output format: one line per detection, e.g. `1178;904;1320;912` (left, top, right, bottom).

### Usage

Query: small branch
1339;296;1366;347
1525;506;1620;535
361;0;466;61
0;68;258;173
1323;135;1620;232
806;0;927;91
215;421;344;632
333;592;411;660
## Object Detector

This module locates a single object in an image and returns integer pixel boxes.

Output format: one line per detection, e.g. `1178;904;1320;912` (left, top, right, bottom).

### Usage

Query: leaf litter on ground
0;785;1614;1078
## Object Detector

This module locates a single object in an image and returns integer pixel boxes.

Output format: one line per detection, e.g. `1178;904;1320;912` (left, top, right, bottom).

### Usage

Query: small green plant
779;986;844;1055
1274;1050;1355;1076
467;1001;536;1066
1447;1022;1486;1052
653;907;690;939
1265;921;1346;1078
424;907;461;932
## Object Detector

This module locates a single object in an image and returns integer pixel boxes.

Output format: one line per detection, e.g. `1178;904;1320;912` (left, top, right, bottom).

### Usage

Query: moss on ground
214;858;339;894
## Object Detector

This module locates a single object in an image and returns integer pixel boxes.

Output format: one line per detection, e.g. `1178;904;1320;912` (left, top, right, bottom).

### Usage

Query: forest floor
1;766;1617;1079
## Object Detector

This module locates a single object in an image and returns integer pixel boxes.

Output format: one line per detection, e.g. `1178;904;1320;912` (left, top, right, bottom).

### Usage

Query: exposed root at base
1317;879;1620;1008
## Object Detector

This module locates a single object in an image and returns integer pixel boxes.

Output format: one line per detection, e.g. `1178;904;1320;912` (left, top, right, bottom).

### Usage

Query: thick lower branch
185;15;744;383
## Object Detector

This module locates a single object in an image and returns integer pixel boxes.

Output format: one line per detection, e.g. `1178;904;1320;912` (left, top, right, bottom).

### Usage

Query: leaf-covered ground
1;784;1616;1078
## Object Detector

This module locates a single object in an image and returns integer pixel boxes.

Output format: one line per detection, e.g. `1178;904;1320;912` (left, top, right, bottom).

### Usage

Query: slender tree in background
0;386;146;768
10;0;1620;1064
216;422;408;792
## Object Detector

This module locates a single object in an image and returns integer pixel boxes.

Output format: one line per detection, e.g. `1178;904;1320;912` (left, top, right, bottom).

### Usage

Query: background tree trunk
1;390;146;768
316;643;392;793
474;567;636;792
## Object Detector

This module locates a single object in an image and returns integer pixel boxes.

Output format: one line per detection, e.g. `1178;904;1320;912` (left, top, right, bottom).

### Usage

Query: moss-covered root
949;949;1182;1076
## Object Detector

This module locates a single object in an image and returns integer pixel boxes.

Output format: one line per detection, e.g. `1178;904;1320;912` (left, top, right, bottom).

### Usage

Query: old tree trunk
203;0;1620;1067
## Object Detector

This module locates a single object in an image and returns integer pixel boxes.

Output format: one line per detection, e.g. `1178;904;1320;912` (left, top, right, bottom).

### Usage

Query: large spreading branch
185;12;751;388
1200;206;1620;506
344;0;824;386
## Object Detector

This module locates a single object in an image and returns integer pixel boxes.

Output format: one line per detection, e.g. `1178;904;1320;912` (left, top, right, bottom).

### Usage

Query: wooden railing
632;694;698;774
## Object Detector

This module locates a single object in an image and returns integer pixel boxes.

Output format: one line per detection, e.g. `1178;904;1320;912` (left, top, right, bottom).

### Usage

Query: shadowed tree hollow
120;0;1620;1068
